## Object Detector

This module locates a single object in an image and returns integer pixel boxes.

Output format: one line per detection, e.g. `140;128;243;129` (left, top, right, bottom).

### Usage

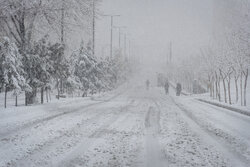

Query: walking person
164;80;169;95
146;80;150;90
176;83;182;96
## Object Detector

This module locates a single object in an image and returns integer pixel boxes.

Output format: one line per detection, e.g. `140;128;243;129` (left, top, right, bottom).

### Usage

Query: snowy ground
0;83;250;167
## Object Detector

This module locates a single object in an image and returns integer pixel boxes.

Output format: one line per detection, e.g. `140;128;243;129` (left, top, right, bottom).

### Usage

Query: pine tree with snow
67;52;82;97
0;37;30;108
30;37;55;104
48;43;70;99
73;41;100;96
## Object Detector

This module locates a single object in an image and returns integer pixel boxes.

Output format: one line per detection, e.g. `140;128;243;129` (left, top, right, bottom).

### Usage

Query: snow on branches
0;37;30;107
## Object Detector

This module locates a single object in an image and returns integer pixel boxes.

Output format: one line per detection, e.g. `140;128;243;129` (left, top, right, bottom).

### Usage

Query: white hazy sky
96;0;214;65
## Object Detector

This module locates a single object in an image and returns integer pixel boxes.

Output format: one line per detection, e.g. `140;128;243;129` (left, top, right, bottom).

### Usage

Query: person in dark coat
176;83;182;96
164;80;169;95
146;80;150;90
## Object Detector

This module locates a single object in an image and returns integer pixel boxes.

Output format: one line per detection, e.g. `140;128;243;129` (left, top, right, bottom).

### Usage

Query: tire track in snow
0;91;124;141
0;96;130;167
60;99;145;167
56;99;139;167
1;104;116;167
171;96;250;167
144;105;168;167
157;96;227;166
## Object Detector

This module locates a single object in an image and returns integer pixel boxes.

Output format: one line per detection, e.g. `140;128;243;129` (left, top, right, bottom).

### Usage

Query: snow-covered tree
212;0;250;106
28;37;55;104
73;41;99;96
0;0;101;104
0;37;30;108
47;42;69;100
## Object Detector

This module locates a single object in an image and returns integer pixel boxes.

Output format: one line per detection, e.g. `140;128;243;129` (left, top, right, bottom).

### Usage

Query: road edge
197;99;250;117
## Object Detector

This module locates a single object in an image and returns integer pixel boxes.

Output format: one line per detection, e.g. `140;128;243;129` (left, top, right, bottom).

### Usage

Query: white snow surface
1;83;250;167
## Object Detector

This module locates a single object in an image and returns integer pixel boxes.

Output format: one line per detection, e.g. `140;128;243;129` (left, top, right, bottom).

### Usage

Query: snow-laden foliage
0;0;99;47
0;0;129;107
0;36;130;107
168;0;250;106
73;42;129;97
22;37;68;104
0;37;30;95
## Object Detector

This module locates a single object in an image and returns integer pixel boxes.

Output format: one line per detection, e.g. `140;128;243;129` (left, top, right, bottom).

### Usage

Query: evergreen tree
0;37;30;108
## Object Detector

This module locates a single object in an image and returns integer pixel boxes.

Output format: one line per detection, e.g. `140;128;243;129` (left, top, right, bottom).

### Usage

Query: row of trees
200;0;250;106
0;0;130;108
170;41;249;106
0;36;130;108
200;42;249;106
170;0;250;106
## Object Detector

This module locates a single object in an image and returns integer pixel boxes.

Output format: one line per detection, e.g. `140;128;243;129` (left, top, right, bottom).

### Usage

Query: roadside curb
197;99;250;117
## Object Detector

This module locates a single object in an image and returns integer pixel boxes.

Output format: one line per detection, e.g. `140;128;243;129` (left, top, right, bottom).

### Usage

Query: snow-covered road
1;86;250;167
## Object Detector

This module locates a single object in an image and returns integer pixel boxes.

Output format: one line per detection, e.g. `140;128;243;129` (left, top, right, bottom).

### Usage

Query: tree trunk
49;89;51;101
243;69;248;106
26;88;37;105
4;86;7;108
215;72;218;99
209;82;212;97
25;92;27;106
46;88;49;103
227;78;232;105
211;81;214;98
15;96;18;107
57;79;60;100
215;80;218;99
218;76;221;102
235;77;239;103
60;79;63;94
213;81;216;99
82;89;88;97
41;87;44;104
240;72;243;106
222;79;227;103
208;74;211;96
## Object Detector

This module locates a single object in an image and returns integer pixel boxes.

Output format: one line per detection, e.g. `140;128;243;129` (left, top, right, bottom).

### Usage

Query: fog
96;0;213;67
1;1;250;166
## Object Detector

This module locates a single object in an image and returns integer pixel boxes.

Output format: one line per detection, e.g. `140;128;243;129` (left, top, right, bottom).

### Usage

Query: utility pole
124;33;127;58
169;41;172;63
57;0;66;99
128;39;131;62
92;0;95;56
61;0;65;44
123;33;131;59
103;14;120;58
113;26;126;49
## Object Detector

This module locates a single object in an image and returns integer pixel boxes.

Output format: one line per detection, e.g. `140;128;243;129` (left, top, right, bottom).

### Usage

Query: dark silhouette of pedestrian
176;83;182;96
164;81;169;95
146;80;150;90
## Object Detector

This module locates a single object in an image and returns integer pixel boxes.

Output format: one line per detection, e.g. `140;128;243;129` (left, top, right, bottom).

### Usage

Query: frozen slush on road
0;0;250;166
1;85;250;167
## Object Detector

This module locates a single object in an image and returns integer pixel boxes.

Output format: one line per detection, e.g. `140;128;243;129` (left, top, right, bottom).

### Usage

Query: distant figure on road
176;83;182;96
146;80;150;90
164;80;169;95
